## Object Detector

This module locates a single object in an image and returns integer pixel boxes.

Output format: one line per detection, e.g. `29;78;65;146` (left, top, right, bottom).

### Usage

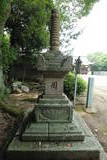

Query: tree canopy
5;0;99;54
87;52;107;71
0;0;12;55
0;0;13;97
0;0;100;73
6;0;53;52
4;0;53;69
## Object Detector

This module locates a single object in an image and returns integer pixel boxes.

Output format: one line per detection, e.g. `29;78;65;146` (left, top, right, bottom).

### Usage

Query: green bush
64;72;87;100
1;35;17;72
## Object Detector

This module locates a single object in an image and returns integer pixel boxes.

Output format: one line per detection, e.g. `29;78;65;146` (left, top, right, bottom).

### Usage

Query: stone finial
50;9;60;51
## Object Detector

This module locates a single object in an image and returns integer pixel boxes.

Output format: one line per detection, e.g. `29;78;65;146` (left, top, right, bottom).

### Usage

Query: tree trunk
0;0;12;97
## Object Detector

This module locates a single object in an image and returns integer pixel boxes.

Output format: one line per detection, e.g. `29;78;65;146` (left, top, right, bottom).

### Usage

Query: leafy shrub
64;72;86;100
1;35;17;72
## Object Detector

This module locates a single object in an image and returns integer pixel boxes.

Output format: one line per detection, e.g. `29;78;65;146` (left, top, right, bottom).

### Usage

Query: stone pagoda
21;9;84;142
7;9;107;160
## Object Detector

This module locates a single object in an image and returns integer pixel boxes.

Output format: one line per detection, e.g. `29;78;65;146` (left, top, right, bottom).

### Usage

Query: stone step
7;136;101;160
7;112;107;160
39;98;69;104
37;103;72;108
43;94;66;99
21;122;84;142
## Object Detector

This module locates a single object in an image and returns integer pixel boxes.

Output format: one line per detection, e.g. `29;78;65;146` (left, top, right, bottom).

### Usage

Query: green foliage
64;72;86;99
0;0;100;81
0;0;12;33
6;0;53;52
87;52;107;71
5;0;99;56
0;0;12;69
1;35;17;72
0;1;14;99
4;0;54;69
81;0;100;16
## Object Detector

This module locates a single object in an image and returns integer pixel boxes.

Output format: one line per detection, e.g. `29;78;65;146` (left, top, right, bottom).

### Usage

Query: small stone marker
86;77;96;113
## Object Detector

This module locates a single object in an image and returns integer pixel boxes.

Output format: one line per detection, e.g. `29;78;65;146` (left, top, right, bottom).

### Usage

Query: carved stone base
35;95;72;123
7;112;107;160
21;122;85;141
21;95;84;141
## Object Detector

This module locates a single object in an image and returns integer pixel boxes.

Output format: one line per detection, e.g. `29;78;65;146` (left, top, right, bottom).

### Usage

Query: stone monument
7;9;107;160
21;9;84;142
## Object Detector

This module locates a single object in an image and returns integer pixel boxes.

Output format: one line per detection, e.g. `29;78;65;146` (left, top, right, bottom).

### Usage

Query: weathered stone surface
7;111;107;160
24;123;48;134
12;82;30;93
50;9;60;51
39;98;68;104
21;85;29;93
35;95;73;123
21;120;84;141
22;123;48;141
45;78;63;96
43;93;66;99
37;107;71;122
37;51;72;72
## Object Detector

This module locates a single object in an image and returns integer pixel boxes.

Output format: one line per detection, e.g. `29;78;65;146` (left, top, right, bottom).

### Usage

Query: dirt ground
0;91;39;154
76;87;107;153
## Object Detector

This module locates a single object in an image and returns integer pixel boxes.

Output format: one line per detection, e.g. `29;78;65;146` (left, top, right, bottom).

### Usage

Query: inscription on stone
45;78;63;95
51;81;57;89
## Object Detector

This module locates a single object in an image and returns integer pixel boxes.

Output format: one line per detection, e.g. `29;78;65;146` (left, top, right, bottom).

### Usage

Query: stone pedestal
21;94;84;141
20;51;85;142
6;50;107;160
7;112;107;160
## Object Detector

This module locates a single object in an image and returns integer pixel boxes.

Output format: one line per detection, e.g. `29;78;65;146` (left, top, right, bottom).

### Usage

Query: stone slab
43;94;66;99
23;123;48;134
36;105;72;122
37;51;72;72
22;123;48;141
45;78;63;95
7;111;107;160
35;96;73;123
39;98;69;104
7;136;103;160
22;133;49;141
49;123;78;133
7;136;100;159
22;122;84;141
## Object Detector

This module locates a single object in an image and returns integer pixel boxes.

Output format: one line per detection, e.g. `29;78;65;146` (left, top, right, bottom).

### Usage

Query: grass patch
0;101;24;117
